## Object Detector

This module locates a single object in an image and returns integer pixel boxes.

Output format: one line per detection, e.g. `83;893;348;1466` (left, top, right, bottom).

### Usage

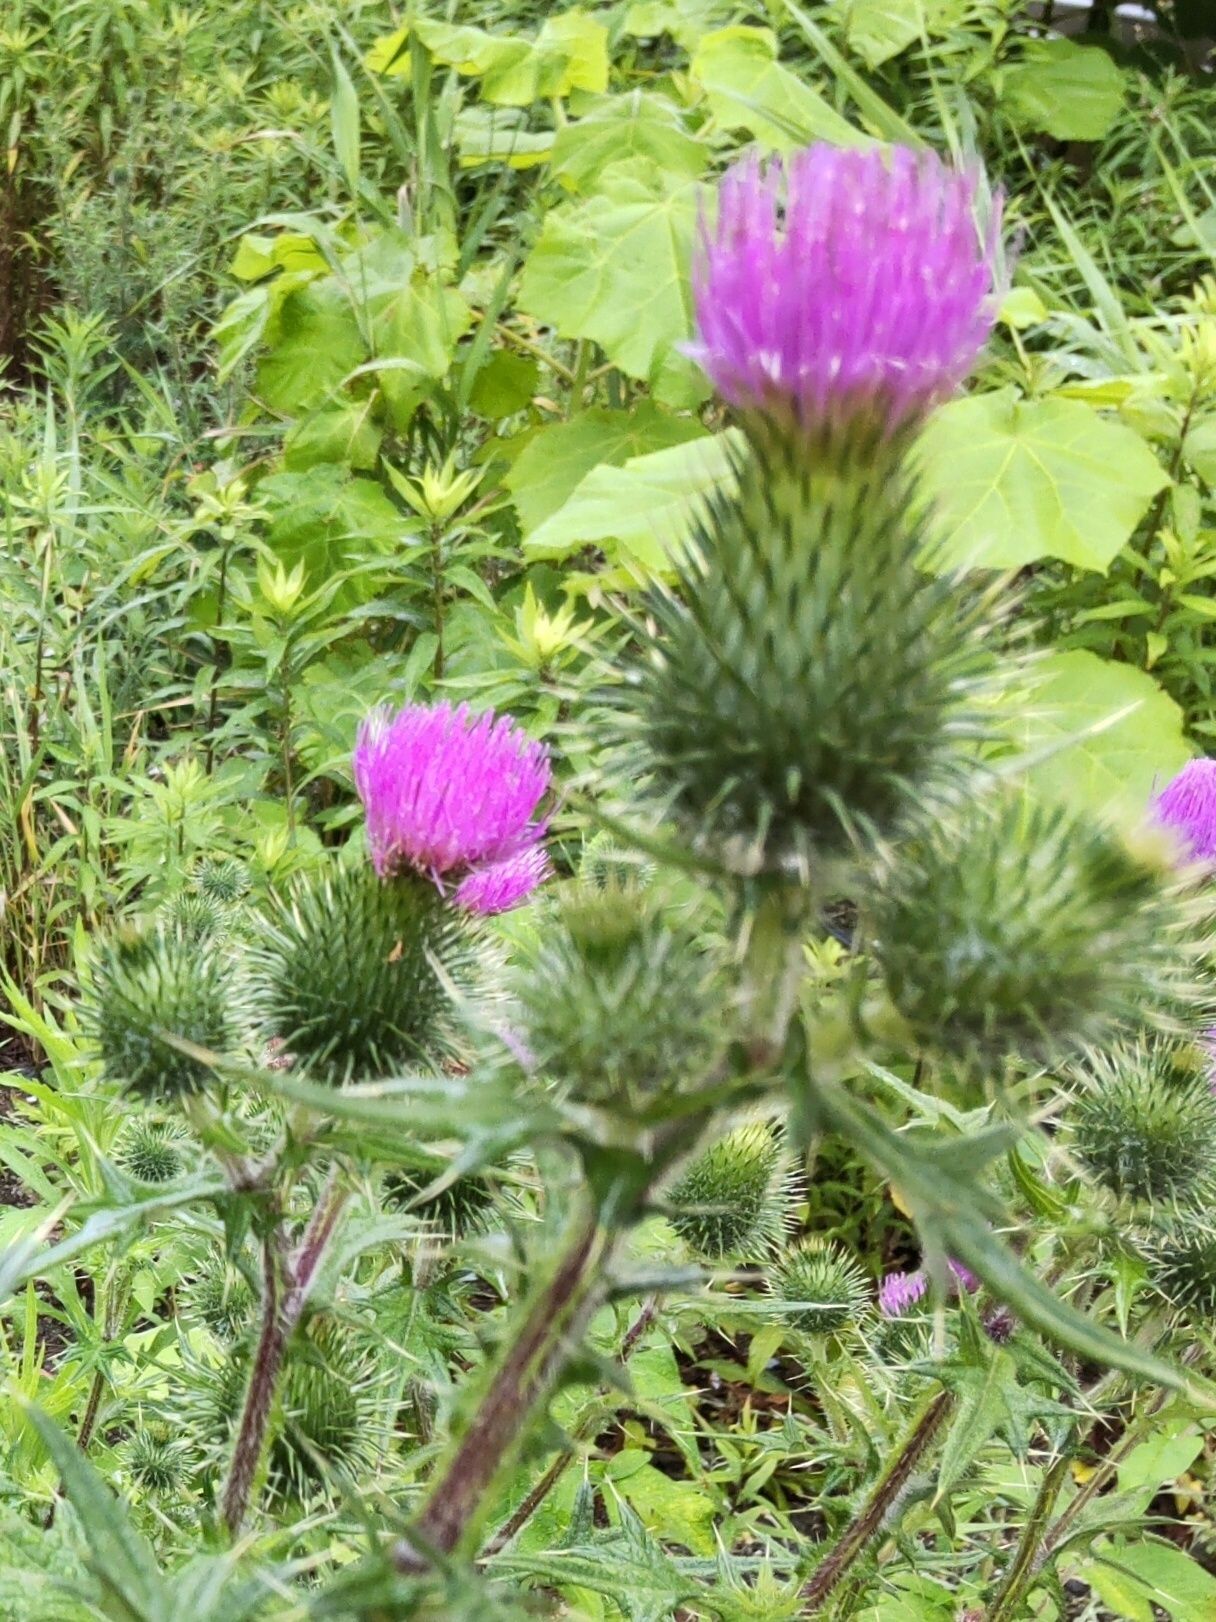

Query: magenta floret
1153;758;1216;862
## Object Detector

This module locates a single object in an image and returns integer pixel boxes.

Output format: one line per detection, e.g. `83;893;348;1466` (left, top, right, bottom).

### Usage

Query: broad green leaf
256;283;365;414
1183;414;1216;486
505;405;707;533
524;430;744;570
624;0;735;49
917;388;1169;573
1091;1539;1216;1622
517;162;699;384
690;25;864;150
831;0;967;69
602;1456;718;1556
1006;649;1190;827
468;350;540;418
455;109;555;169
367;13;605;105
551;93;708;192
283;402;382;472
1117;1421;1203;1494
1000;39;1127;143
262;467;406;588
373;277;471;427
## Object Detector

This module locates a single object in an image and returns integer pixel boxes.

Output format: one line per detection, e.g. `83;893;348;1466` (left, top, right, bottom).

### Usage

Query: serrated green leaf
517;161;699;384
551;93;708;192
917;389;1169;573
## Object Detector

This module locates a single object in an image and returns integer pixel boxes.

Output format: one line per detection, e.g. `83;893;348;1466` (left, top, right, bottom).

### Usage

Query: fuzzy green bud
124;1425;191;1495
771;1238;870;1335
250;866;466;1083
184;1257;257;1343
873;796;1197;1067
615;439;991;873
1070;1040;1216;1210
665;1120;796;1261
1146;1217;1216;1319
90;927;236;1098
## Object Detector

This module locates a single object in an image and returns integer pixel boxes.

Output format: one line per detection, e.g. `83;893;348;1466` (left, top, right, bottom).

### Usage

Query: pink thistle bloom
1153;759;1216;862
877;1269;928;1318
878;1258;978;1317
354;701;550;911
687;143;1001;440
455;845;552;917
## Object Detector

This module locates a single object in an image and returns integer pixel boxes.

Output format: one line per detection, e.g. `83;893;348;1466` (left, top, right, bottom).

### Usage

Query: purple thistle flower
455;846;551;917
877;1269;928;1318
878;1258;978;1317
1153;758;1216;862
687;143;1001;441
354;702;550;911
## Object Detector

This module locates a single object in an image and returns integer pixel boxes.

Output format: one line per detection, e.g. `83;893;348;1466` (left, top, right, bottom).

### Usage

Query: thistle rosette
687;143;1000;453
872;795;1203;1067
354;701;550;915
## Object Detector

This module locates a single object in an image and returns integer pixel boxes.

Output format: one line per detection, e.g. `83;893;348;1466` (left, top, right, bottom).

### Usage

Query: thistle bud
664;1119;798;1261
514;883;723;1111
1145;1217;1216;1319
770;1237;870;1335
124;1426;191;1495
165;888;229;945
383;1149;500;1238
616;439;993;874
194;856;250;905
89;927;237;1098
113;1115;190;1184
872;795;1198;1066
184;1256;257;1343
1070;1040;1216;1210
250;866;465;1083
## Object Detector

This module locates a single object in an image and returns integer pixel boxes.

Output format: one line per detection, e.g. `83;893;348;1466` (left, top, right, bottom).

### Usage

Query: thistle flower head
353;701;549;912
771;1237;870;1335
1146;1216;1216;1319
113;1114;190;1184
1153;758;1216;862
383;1149;500;1238
877;1259;977;1318
89;926;237;1098
687;143;1000;444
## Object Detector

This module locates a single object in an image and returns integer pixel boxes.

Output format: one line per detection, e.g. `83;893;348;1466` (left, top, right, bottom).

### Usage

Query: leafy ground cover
1;2;1216;1619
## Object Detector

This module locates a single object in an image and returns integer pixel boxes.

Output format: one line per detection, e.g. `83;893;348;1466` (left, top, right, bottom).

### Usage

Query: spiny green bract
515;883;723;1110
250;865;466;1083
1070;1039;1216;1210
771;1238;870;1335
90;926;236;1098
112;1114;191;1183
1145;1217;1216;1318
872;796;1198;1067
207;1317;379;1502
616;438;992;875
383;1148;500;1237
665;1120;797;1261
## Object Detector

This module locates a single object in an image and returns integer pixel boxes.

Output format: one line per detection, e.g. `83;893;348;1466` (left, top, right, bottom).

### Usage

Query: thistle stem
394;1205;613;1571
799;1389;953;1614
220;1171;349;1536
983;1452;1072;1622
